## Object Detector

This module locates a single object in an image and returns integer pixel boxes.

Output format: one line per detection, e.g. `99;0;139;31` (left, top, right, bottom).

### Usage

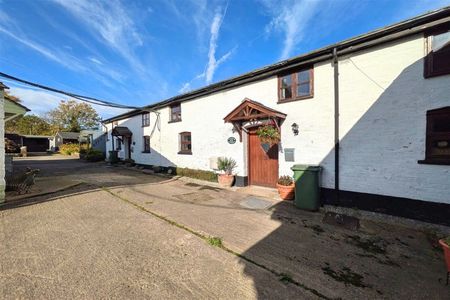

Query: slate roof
102;6;450;124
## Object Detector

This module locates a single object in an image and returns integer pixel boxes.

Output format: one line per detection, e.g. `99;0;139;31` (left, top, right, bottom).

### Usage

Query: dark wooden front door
248;130;279;187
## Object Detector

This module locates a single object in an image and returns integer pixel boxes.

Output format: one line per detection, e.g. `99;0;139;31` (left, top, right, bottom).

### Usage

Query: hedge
59;143;79;155
175;167;217;182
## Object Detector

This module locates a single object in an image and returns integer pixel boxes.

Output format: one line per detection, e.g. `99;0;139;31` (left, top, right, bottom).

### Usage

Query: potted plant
256;125;281;152
217;157;237;187
438;237;450;285
276;175;295;200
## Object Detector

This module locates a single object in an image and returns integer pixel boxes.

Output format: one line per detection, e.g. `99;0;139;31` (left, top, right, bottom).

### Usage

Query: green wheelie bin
291;164;322;211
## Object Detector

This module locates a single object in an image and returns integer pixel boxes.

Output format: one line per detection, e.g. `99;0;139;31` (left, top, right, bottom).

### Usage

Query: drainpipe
333;48;340;204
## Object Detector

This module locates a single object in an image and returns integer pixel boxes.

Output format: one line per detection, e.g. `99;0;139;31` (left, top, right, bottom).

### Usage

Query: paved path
2;156;449;299
1;187;309;299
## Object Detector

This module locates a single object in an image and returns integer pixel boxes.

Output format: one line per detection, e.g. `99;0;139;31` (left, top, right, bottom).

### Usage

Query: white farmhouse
103;8;450;225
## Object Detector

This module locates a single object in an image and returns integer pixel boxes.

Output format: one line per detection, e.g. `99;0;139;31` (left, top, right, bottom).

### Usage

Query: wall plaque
228;137;236;144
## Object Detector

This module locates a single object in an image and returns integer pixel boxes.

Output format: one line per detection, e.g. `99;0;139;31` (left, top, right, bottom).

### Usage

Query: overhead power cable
0;71;140;110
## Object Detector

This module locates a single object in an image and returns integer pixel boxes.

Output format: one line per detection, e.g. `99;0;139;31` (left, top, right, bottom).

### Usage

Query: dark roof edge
103;6;450;123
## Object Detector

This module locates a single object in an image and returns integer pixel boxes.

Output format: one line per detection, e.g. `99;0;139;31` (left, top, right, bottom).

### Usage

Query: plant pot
218;174;235;187
439;239;450;284
277;183;295;200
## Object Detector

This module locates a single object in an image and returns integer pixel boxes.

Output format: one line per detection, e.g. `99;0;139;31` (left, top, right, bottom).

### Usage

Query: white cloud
0;12;125;87
8;86;129;120
0;27;84;72
51;0;145;74
262;0;321;60
89;57;103;65
178;82;191;94
205;3;236;84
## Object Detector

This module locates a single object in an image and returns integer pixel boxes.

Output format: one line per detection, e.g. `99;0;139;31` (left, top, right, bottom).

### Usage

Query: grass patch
207;236;223;247
176;167;217;182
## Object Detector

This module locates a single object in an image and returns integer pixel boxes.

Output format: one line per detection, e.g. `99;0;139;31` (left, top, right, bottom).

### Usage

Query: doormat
240;197;273;210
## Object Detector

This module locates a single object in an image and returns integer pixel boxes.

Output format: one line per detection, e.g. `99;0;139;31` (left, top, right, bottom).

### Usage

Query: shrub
217;157;237;175
59;143;80;155
277;175;294;186
175;167;217;182
85;149;105;162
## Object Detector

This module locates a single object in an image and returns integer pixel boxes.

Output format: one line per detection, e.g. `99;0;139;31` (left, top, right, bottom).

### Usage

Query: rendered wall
106;33;450;205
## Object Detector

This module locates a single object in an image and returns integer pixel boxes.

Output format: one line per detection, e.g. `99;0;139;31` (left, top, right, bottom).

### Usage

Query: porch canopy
223;98;286;141
111;126;132;137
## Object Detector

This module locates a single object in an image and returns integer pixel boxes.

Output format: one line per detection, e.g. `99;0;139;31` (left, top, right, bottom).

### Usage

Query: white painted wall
106;33;450;205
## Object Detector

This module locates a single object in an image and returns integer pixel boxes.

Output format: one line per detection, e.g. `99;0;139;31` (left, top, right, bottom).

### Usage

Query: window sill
142;125;150;127
168;119;182;123
277;95;313;104
142;151;151;154
418;159;450;166
178;151;192;155
424;71;450;79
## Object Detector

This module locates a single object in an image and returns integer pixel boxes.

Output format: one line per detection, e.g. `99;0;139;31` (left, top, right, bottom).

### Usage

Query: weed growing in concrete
279;273;294;284
207;237;223;247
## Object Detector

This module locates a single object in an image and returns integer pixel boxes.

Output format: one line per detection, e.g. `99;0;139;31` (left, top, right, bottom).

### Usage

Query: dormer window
278;67;314;103
424;25;450;78
142;112;150;127
170;103;182;122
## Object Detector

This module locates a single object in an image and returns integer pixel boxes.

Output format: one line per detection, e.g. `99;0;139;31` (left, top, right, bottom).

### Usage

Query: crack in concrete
102;186;332;300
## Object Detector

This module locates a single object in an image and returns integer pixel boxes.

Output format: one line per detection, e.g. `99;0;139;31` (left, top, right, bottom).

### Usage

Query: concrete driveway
1;155;449;299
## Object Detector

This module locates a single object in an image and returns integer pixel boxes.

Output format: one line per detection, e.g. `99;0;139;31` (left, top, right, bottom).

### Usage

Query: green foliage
277;175;294;186
443;236;450;246
207;236;223;247
256;125;281;145
6;114;54;136
217;157;237;175
175;167;217;182
59;143;80;155
47;100;100;132
85;149;105;162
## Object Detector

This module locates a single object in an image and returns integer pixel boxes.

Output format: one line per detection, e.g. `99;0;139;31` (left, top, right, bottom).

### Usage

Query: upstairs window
143;136;151;153
178;132;192;155
419;107;450;165
170;103;182;122
424;25;450;78
142;112;150;127
278;67;314;102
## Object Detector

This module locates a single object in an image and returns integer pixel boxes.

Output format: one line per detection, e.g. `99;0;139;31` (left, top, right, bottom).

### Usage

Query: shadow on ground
240;200;449;299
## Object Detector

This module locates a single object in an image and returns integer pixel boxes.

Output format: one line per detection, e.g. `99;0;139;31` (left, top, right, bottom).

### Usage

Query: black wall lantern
291;123;299;136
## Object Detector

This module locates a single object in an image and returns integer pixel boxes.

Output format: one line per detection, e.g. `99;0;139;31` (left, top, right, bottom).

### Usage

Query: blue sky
1;0;449;118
